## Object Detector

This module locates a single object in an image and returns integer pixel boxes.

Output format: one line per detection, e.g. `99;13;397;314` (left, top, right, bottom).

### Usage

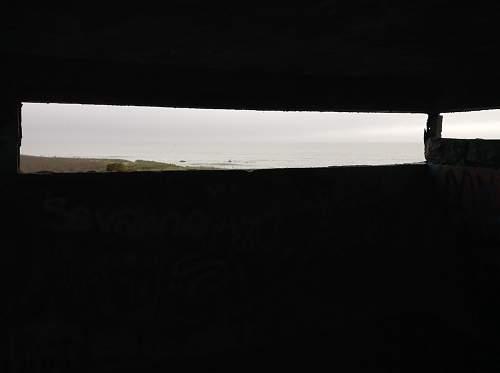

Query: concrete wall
426;138;500;168
3;164;497;370
5;5;500;113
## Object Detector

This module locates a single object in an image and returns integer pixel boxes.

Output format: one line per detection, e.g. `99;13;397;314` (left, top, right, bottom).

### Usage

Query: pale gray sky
20;103;500;159
442;110;500;138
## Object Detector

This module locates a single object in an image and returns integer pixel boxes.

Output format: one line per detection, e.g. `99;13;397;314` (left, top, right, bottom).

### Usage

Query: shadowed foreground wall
3;164;498;370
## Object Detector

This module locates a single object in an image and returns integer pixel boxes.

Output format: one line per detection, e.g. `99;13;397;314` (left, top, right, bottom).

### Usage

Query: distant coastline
20;143;424;171
20;155;216;173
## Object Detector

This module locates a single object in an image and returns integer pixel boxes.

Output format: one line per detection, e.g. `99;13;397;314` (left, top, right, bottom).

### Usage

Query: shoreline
20;154;217;173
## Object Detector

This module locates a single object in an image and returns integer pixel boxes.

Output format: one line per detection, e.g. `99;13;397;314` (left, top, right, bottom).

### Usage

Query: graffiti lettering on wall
430;165;500;242
42;193;287;251
430;165;500;211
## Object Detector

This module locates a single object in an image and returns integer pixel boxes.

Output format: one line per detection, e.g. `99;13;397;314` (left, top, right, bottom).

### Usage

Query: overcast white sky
20;103;500;157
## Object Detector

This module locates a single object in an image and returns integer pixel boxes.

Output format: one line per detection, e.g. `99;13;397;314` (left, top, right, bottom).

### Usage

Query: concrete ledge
425;138;500;168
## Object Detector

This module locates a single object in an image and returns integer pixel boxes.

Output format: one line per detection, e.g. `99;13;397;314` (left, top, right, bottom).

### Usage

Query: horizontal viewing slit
20;103;426;173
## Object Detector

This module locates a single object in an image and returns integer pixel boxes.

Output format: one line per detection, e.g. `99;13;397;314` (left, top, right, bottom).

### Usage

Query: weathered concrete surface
2;164;494;370
0;101;21;173
426;138;500;168
424;113;443;142
4;3;500;112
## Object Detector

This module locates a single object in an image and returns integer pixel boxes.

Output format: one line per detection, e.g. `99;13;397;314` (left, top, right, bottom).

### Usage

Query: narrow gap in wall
20;103;426;173
442;110;500;139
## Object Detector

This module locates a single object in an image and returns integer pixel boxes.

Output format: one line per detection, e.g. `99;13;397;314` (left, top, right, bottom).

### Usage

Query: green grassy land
20;155;215;173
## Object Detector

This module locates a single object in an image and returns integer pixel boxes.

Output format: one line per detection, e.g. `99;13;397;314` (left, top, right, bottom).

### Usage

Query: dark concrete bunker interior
4;3;500;370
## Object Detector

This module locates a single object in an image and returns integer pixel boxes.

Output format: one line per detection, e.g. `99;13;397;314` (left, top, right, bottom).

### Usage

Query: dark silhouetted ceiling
3;3;500;112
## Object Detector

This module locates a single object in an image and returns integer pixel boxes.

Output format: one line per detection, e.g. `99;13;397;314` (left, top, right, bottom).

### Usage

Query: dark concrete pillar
424;113;443;161
425;113;443;141
0;101;22;173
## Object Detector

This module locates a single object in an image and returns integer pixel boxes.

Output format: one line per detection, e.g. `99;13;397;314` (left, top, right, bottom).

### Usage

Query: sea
91;142;424;169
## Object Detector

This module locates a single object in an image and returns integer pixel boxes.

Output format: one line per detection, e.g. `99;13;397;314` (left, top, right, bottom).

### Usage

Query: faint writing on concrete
170;255;229;297
42;193;287;250
430;165;500;210
430;165;500;243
